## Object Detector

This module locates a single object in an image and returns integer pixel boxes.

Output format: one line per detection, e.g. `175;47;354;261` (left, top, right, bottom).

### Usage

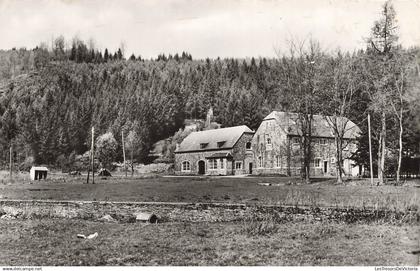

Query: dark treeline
0;36;194;79
0;1;419;179
1;47;419;171
0;50;286;168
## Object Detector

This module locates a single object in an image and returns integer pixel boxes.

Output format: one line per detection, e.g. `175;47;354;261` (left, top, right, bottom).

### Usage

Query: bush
19;156;34;171
95;132;118;170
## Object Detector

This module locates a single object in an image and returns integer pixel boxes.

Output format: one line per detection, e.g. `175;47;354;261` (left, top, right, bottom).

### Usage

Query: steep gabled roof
30;166;49;171
175;125;253;153
264;111;361;139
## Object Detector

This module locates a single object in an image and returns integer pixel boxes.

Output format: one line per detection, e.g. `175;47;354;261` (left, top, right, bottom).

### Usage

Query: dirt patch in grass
0;218;417;266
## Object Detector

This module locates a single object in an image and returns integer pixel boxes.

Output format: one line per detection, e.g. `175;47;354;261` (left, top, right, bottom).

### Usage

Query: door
249;163;253;174
198;160;205;175
324;161;328;174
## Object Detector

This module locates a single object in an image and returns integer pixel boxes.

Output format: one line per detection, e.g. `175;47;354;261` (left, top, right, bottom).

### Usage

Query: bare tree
389;52;419;183
281;38;324;182
319;53;359;183
125;130;139;176
365;0;399;184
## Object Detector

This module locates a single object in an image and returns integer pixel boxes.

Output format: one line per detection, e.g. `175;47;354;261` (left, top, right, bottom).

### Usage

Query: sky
0;0;420;59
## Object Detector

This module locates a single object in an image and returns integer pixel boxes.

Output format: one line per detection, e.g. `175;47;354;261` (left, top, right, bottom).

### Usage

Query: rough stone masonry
0;199;417;224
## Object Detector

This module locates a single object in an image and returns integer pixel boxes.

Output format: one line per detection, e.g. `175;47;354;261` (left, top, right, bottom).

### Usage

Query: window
292;137;300;144
275;155;281;168
266;135;271;145
246;142;252;150
258;156;263;168
314;158;321;168
209;159;217;170
181;161;191;172
266;137;272;150
200;143;208;149
220;158;224;169
235;161;242;170
217;141;226;148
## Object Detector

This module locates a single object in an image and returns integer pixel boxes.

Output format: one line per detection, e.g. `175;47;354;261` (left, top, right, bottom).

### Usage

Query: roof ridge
270;110;352;121
190;125;250;134
264;111;360;139
176;125;253;153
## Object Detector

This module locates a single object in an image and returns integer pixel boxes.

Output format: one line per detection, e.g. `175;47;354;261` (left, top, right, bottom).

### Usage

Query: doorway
198;160;205;175
249;163;253;174
323;161;328;174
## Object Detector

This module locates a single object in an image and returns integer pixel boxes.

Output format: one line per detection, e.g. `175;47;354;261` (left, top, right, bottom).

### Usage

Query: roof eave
175;147;234;154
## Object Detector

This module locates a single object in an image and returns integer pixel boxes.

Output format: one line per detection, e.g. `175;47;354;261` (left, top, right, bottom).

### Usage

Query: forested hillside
1;2;420;176
0;43;287;167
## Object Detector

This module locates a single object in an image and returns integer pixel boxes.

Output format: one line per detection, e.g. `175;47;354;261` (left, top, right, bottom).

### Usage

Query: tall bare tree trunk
131;148;134;177
377;135;382;183
305;136;311;183
122;131;127;177
335;136;343;183
368;114;374;185
300;137;305;180
304;115;312;183
9;145;13;182
378;112;386;184
91;126;95;184
396;108;403;183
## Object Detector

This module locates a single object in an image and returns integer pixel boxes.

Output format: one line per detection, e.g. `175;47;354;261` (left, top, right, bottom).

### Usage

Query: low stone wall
0;200;417;224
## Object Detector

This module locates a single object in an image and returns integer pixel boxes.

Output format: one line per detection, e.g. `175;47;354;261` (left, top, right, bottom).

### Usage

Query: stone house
252;111;361;177
174;125;254;175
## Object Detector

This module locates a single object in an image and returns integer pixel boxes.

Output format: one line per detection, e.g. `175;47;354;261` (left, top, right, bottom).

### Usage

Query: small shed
30;166;49;181
98;168;112;177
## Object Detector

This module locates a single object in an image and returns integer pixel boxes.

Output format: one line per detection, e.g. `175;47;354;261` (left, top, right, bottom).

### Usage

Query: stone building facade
252;111;361;177
174;125;254;175
174;111;361;177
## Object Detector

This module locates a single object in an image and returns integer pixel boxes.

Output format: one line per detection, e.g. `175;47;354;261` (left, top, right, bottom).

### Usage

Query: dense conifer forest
0;2;419;179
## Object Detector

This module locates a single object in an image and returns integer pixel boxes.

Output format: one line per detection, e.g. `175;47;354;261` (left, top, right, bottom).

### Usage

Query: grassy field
0;172;418;266
0;218;418;266
0;173;419;211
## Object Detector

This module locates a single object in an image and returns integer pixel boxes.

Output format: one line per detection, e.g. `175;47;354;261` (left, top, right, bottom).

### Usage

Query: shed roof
30;166;48;171
175;125;253;153
263;111;360;139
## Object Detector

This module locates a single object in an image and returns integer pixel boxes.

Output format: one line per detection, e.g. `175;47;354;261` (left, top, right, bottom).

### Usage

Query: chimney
205;107;213;128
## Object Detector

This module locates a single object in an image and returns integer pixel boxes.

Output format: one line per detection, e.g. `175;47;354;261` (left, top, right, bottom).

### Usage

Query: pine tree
104;48;109;62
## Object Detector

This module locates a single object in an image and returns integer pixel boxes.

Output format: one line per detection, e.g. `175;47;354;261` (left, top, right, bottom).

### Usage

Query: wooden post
91;126;95;184
9;145;12;182
131;148;134;177
368;113;374;186
122;131;127;177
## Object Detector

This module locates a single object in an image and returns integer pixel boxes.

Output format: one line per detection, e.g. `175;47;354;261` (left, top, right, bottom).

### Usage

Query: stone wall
174;132;254;175
232;132;254;175
0;200;417;224
252;119;291;175
252;118;359;177
174;150;234;175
